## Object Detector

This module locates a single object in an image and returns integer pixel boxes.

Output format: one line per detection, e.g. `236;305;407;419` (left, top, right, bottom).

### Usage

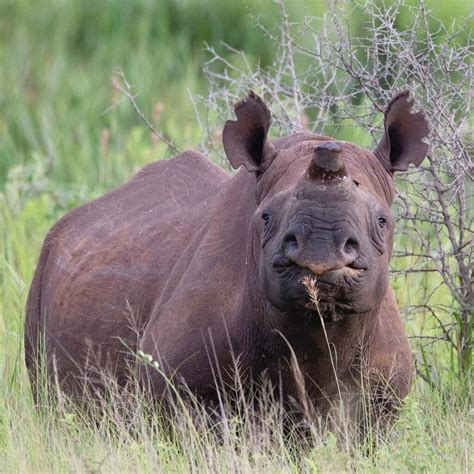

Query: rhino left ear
223;91;276;173
375;90;429;172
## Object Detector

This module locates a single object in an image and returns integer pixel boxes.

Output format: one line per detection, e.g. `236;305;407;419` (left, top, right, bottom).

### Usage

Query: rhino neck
206;168;264;314
255;303;382;402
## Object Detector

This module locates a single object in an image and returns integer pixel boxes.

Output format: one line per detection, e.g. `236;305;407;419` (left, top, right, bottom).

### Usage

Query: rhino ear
375;90;429;172
223;91;276;173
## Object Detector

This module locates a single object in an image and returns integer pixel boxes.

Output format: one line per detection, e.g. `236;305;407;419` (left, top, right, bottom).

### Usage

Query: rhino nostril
282;233;299;257
343;238;359;261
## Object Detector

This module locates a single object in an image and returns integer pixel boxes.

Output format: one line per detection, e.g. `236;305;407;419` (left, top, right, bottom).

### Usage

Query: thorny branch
112;67;181;154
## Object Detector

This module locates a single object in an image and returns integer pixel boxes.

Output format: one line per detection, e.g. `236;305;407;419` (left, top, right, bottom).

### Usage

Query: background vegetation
0;0;472;472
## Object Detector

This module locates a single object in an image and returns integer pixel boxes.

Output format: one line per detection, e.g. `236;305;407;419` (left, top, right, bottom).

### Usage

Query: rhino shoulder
133;150;229;187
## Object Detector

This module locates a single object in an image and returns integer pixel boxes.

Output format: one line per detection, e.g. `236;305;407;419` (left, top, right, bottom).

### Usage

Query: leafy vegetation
0;0;472;472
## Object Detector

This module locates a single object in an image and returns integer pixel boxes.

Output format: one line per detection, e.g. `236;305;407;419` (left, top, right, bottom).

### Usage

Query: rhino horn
307;142;347;183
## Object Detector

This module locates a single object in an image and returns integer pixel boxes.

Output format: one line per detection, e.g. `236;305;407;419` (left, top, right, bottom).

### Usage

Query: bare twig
112;67;181;154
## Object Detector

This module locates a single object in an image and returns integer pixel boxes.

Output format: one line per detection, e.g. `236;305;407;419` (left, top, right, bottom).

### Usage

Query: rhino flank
25;91;429;424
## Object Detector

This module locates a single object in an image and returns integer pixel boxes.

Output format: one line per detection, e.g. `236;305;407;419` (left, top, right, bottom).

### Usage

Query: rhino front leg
362;294;414;435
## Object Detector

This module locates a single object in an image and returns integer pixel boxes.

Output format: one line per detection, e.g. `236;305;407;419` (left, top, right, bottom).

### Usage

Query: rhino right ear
223;91;276;173
375;90;429;172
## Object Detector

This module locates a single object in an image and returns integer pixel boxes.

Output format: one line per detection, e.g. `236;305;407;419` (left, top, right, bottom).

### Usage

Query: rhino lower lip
304;299;354;321
315;279;336;288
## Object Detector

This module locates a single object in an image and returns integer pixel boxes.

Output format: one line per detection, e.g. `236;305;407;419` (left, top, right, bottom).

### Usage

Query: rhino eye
378;216;388;228
261;211;271;225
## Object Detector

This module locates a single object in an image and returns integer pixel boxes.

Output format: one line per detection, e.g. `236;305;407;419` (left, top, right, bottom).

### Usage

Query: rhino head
223;91;429;320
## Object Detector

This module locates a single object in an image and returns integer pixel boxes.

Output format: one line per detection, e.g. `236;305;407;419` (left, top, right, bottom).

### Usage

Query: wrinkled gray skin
260;145;390;320
25;91;429;427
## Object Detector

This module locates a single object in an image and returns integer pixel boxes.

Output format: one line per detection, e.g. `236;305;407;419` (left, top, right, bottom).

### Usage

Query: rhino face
223;91;429;319
257;142;393;319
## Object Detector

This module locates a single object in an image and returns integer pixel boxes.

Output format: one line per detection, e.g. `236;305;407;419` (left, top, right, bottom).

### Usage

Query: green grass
1;0;473;472
0;351;472;472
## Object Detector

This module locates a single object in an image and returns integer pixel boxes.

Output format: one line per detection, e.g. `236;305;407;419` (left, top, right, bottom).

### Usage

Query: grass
0;352;472;472
1;0;473;472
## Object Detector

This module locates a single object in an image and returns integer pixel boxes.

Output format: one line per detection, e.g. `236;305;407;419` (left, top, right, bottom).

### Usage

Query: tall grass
1;0;473;472
0;345;472;472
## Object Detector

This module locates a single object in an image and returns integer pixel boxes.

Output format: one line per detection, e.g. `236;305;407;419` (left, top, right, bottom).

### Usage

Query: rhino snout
280;230;362;276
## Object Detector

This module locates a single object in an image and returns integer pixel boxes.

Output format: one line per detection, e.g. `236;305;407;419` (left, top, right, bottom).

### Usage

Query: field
0;0;472;472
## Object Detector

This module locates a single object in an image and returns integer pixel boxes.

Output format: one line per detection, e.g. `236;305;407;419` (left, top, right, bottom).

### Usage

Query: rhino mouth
272;261;367;318
274;261;365;292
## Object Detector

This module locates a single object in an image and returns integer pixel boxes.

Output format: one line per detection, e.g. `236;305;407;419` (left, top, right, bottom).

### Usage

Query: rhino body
25;92;429;423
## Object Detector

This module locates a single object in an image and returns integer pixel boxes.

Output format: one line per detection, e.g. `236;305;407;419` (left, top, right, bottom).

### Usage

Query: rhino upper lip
272;258;367;276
